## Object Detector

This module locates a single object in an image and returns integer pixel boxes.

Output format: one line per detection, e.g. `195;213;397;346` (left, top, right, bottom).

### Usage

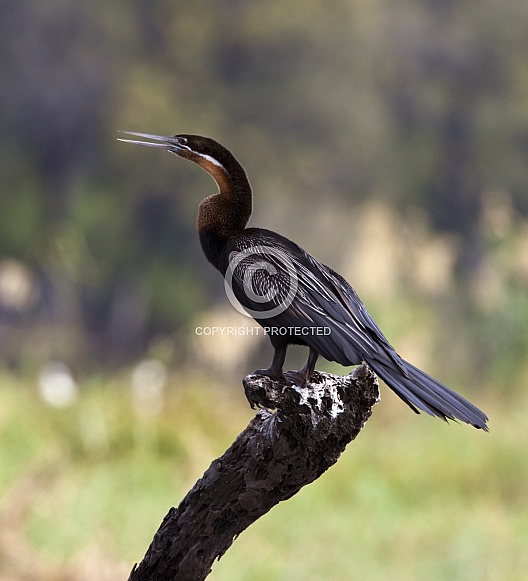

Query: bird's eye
179;137;188;146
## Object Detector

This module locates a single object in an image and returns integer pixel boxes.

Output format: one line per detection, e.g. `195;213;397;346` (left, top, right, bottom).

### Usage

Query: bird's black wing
225;233;380;364
225;231;406;367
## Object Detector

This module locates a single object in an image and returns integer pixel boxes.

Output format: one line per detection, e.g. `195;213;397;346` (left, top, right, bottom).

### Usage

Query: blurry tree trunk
127;365;379;581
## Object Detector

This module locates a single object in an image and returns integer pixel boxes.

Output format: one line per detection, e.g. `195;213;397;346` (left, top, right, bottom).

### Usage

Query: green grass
0;369;526;580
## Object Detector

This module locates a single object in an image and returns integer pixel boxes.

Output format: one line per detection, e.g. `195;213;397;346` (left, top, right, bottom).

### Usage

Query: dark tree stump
128;364;379;581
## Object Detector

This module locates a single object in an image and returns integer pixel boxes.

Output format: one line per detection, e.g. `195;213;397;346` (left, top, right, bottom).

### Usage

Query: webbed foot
253;368;285;382
284;369;311;387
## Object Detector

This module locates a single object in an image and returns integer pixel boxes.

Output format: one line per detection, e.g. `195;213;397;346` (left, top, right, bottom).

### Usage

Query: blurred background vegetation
1;0;527;579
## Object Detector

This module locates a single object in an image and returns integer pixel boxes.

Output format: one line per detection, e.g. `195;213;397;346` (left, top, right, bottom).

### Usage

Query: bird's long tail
367;358;489;431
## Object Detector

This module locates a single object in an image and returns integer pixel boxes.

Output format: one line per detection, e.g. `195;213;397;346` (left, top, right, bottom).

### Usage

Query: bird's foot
284;369;311;387
252;368;285;382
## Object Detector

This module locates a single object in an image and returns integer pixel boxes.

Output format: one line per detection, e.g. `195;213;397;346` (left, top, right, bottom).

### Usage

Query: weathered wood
128;364;379;581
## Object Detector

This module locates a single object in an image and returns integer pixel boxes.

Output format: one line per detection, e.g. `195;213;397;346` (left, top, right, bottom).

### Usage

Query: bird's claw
283;370;310;387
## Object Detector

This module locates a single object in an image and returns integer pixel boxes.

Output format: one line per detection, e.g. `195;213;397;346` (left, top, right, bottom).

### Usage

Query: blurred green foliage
0;370;526;580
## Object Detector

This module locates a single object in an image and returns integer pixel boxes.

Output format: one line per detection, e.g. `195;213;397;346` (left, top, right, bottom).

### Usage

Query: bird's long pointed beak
117;131;183;152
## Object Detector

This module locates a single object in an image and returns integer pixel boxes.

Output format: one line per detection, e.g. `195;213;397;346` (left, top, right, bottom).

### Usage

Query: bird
118;131;488;431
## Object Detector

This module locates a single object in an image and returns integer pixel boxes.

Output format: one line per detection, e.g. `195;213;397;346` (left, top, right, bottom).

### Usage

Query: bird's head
118;131;252;224
118;131;232;175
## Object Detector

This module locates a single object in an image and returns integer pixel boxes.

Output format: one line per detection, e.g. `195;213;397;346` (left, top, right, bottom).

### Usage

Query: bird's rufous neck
194;154;252;235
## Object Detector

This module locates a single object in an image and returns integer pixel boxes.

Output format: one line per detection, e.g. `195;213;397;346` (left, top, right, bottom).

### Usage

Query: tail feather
367;358;489;431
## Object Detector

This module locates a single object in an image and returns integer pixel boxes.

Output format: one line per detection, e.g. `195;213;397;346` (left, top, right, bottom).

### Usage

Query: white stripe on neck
200;153;227;173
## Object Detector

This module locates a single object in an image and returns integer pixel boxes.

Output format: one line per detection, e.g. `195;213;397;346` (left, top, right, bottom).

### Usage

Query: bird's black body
119;131;489;431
